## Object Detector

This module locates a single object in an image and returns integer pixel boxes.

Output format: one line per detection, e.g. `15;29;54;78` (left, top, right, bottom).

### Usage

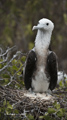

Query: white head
32;18;54;32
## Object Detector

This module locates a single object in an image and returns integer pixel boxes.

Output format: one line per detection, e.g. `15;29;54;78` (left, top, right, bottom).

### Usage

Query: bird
23;18;58;93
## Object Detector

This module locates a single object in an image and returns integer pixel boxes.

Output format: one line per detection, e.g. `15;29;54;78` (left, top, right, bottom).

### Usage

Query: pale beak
32;24;44;30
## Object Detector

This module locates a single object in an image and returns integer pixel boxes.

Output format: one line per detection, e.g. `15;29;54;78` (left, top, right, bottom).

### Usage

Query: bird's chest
32;66;49;92
31;50;49;92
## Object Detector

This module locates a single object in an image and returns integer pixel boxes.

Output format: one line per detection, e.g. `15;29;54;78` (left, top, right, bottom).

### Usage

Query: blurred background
0;0;67;72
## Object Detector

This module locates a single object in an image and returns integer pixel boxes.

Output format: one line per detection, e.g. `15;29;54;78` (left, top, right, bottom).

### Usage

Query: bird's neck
35;30;52;50
34;30;52;68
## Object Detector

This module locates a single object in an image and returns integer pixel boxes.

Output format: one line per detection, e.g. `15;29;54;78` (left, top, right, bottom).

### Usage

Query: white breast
31;48;49;93
32;67;49;92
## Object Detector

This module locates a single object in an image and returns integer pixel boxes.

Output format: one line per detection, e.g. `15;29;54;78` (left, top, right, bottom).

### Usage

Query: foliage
39;100;67;120
0;46;26;89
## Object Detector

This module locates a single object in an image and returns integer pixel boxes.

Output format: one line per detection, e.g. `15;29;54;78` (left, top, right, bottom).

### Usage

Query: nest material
0;86;54;111
0;85;67;119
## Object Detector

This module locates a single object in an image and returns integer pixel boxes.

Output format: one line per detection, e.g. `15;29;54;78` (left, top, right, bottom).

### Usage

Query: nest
0;85;67;120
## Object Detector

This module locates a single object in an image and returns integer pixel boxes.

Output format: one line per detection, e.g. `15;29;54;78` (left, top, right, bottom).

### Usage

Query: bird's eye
46;23;49;26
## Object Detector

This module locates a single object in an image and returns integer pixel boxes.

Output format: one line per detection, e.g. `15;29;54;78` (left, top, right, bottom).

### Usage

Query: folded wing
47;52;58;90
24;50;37;90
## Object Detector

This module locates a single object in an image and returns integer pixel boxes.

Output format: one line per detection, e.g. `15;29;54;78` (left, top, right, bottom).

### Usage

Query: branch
0;51;26;73
0;46;16;57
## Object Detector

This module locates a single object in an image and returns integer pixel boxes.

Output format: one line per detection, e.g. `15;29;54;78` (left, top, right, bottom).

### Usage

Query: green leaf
48;108;56;114
44;115;54;120
59;81;64;87
27;114;34;120
39;116;45;119
3;99;6;106
15;83;21;89
6;108;13;114
14;109;19;114
53;101;60;109
2;74;10;78
57;109;64;118
12;59;17;65
7;104;13;109
12;65;18;71
17;72;21;75
0;64;2;69
21;56;26;62
6;110;9;115
4;79;9;84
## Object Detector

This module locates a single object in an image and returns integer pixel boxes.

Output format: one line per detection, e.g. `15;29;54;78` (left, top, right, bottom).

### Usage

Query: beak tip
32;26;35;31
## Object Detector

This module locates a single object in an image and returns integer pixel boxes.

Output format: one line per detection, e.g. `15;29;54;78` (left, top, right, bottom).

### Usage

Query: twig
0;51;19;72
0;56;8;64
0;46;16;57
12;65;24;79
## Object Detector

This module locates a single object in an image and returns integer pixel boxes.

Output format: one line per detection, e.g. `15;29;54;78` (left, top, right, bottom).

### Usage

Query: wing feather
24;50;37;90
47;52;58;90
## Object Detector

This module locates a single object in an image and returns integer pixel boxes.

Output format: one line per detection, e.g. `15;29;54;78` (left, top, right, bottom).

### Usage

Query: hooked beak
32;24;44;30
